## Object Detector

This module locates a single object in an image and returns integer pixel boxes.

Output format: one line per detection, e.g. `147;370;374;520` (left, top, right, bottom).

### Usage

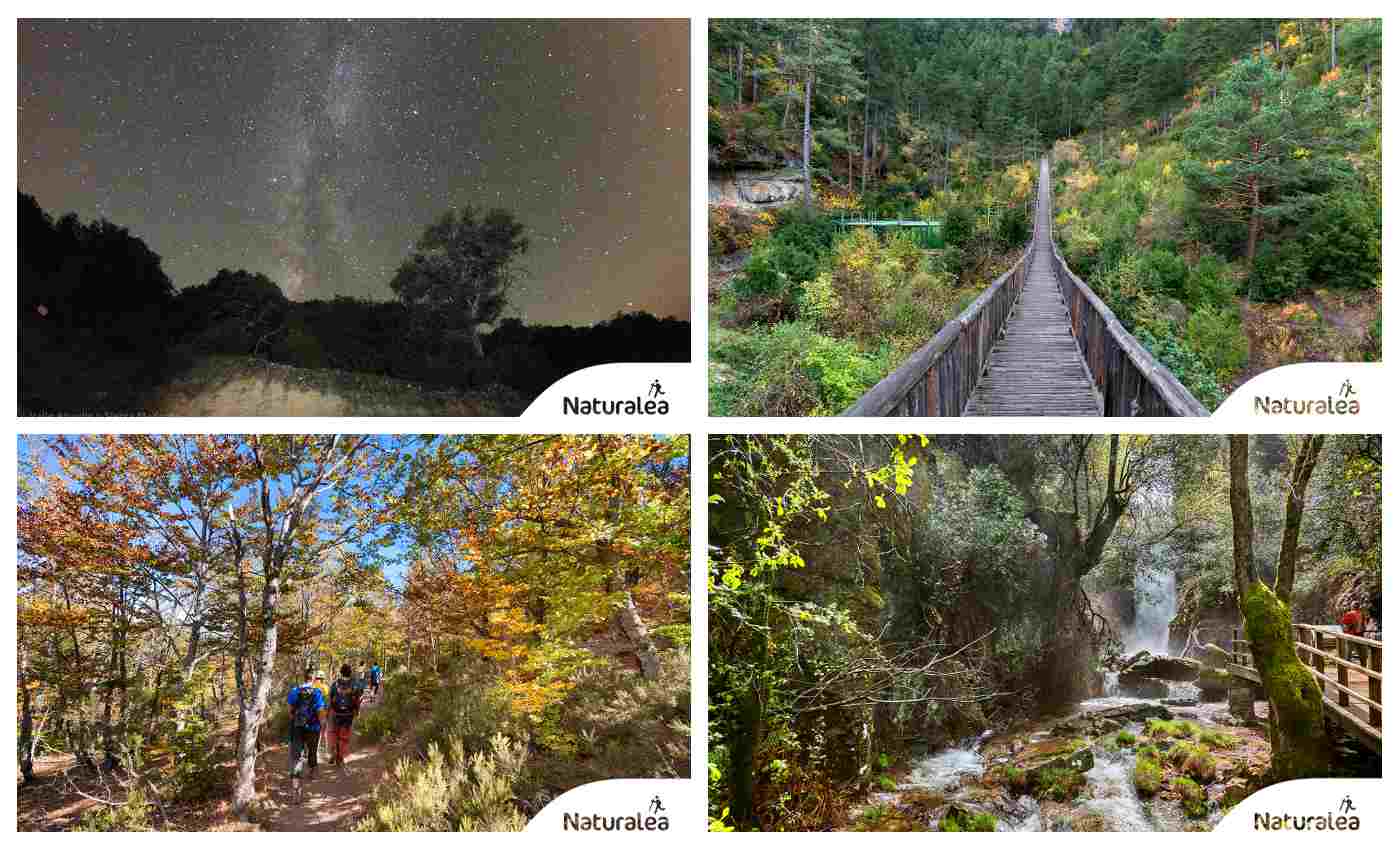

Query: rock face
709;169;806;210
1117;673;1170;700
1121;653;1202;682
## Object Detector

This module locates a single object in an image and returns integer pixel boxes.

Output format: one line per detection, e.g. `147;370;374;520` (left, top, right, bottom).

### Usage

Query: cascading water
1124;560;1176;656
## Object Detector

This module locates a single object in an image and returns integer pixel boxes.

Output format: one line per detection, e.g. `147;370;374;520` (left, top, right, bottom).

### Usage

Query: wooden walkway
963;159;1103;416
1230;623;1382;753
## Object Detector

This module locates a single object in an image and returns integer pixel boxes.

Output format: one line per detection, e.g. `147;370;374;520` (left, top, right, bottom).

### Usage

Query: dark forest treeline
19;192;689;415
711;18;1380;184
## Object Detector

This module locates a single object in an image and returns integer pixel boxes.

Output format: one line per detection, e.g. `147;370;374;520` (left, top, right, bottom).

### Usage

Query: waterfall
1124;562;1176;656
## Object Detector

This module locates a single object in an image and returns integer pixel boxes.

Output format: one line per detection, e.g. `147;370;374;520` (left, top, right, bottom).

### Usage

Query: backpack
330;679;360;717
292;685;319;730
370;666;381;685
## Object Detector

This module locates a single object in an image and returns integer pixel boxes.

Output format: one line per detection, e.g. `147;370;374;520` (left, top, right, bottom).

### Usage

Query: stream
895;695;1224;831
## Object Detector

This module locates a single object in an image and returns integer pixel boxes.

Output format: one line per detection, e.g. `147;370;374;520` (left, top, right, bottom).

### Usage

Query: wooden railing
1045;230;1208;417
1230;623;1382;745
839;250;1029;415
843;153;1208;417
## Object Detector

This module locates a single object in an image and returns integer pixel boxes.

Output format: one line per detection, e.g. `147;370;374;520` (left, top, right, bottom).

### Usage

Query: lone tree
390;206;529;359
1227;434;1330;780
1179;57;1363;270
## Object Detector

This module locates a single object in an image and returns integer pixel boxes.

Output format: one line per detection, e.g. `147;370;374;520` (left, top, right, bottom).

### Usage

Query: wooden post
1335;633;1349;707
1367;643;1381;729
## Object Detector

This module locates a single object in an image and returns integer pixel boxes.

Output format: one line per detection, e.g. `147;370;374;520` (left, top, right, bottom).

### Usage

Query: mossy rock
1134;750;1164;796
1070;812;1107;831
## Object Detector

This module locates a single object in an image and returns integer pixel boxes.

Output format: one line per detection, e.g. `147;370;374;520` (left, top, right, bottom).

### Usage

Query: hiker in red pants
327;663;365;767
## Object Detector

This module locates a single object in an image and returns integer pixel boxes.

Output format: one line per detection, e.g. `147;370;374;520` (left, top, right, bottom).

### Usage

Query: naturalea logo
562;378;671;415
1254;379;1360;415
561;795;670;831
1254;795;1361;831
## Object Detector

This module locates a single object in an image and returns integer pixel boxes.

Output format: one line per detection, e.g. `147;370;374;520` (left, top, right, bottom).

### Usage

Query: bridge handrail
1043;157;1209;417
1232;622;1382;734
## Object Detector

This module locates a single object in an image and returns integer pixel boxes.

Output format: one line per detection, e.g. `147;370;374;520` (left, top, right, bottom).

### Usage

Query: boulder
1163;697;1199;707
1117;673;1170;700
1200;643;1232;669
1123;654;1202;682
1197;667;1232;702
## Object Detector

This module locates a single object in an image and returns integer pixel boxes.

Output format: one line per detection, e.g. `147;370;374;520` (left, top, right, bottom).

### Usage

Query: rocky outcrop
1122;654;1202;682
709;168;806;210
1117;673;1170;700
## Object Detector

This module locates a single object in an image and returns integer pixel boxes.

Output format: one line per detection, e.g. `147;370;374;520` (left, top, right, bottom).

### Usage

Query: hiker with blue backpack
287;668;327;799
327;664;366;767
369;662;382;701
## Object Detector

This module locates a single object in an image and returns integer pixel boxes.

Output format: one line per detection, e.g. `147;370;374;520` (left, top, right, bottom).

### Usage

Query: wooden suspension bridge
843;156;1208;417
1230;623;1382;753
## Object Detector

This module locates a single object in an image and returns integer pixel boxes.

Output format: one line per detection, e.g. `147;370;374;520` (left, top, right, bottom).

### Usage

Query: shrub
1003;765;1028;792
75;787;152;832
943;206;976;248
997;205;1031;249
876;774;897;791
1184;305;1248;381
1115;730;1138;749
417;677;520;758
1134;749;1164;796
357;705;397;745
1305;191;1380;291
1185;253;1236;308
1250;241;1309;302
163;717;230;803
1141;247;1189;298
732;241;793;301
357;733;529;832
1136;329;1227;410
797;274;839;330
1173;776;1209;819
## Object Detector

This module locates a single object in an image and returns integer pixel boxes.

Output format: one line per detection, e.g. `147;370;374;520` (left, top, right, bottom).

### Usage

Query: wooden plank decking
963;160;1103;416
1230;624;1382;753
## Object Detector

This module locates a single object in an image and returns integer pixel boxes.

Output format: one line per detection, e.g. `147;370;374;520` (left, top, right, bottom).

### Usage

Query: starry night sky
19;20;689;325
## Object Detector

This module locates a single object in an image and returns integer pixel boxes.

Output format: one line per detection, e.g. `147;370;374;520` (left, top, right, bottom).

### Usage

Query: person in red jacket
1341;607;1367;663
1342;607;1366;636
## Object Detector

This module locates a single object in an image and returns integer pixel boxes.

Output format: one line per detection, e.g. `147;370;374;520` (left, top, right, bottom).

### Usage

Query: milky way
19;20;690;324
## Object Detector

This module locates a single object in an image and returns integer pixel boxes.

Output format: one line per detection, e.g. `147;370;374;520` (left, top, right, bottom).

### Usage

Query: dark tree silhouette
389;205;529;359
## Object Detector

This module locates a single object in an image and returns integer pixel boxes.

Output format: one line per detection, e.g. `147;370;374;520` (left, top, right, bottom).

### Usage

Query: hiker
327;663;365;766
369;661;383;701
1341;606;1367;663
313;670;331;751
287;668;327;785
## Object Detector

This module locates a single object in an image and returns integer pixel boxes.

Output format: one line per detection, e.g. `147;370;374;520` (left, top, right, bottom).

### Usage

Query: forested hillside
18;435;690;831
708;434;1380;831
708;19;1381;415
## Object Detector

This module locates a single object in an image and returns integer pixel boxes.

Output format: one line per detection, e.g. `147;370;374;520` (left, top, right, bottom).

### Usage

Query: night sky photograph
19;19;691;416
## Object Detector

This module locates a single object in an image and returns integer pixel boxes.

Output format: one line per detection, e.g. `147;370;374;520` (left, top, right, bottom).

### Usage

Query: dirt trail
260;695;398;832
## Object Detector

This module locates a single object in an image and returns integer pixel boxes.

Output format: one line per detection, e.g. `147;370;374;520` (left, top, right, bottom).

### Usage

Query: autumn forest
17;434;691;831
